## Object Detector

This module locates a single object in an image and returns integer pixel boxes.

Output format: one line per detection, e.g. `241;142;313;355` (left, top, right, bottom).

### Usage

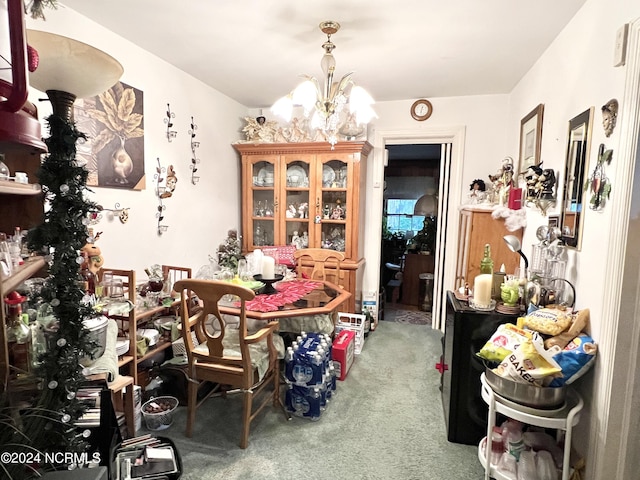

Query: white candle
473;274;493;307
261;255;275;279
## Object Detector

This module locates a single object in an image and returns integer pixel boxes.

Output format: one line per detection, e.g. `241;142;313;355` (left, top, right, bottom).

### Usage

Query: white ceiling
58;0;586;109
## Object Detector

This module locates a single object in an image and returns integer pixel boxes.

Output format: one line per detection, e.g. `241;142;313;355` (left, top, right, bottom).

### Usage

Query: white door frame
368;126;466;331
590;16;640;480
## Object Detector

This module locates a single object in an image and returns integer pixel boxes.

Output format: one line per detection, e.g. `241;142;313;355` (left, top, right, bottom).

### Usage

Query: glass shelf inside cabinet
322;160;347;188
286;161;309;188
253;219;273;247
285;191;310;220
253;161;274;187
321;224;346;252
321;190;347;221
253;194;275;218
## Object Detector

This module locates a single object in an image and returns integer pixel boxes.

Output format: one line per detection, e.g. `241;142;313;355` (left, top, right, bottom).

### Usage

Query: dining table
219;278;352;334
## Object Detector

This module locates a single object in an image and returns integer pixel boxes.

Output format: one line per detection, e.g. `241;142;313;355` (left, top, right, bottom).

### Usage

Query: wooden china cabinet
233;141;372;312
0;117;48;391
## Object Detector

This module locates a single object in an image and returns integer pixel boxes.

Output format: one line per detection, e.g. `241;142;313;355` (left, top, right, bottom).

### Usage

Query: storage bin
335;312;365;354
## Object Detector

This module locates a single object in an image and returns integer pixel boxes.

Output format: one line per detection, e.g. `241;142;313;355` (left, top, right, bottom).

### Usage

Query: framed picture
75;81;146;190
519;104;544;174
548;215;560;229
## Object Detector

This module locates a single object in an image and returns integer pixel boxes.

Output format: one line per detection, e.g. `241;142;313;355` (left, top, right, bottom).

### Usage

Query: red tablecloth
241;280;322;312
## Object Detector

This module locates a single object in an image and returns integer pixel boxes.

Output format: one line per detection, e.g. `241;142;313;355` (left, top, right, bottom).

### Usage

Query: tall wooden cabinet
0;139;47;391
233;141;372;312
455;206;524;289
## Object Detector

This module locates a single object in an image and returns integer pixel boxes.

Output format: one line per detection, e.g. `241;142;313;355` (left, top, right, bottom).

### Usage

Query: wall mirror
560;107;594;250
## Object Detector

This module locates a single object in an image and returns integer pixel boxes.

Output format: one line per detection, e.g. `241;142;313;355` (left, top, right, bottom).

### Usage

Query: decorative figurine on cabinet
286;204;297;218
298;202;309;219
291;230;302;249
467;179;487;204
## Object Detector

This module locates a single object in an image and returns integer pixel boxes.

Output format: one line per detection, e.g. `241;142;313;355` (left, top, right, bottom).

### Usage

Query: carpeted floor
149;321;484;480
383;303;431;325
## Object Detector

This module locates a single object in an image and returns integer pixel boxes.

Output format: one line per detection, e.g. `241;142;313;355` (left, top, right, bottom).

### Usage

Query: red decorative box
508;187;523;210
332;330;355;381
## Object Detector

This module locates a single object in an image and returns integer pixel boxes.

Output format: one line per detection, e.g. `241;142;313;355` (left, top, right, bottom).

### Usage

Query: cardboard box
332;330;355;381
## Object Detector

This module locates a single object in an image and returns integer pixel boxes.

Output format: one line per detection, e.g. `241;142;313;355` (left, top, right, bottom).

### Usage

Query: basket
335;312;365;354
141;396;179;431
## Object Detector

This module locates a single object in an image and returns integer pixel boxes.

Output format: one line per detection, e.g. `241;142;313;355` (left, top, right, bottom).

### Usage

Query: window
385;199;425;235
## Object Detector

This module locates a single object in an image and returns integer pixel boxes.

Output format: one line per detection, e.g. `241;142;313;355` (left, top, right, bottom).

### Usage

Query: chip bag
494;332;562;386
522;307;573;336
477;323;532;364
549;333;597;387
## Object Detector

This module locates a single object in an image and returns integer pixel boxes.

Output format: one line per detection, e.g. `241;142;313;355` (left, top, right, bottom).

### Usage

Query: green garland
25;0;58;20
1;113;100;479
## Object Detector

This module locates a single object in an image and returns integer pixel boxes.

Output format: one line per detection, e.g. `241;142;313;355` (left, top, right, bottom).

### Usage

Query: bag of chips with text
522;307;573;336
477;323;532;364
494;332;562;386
549;333;597;387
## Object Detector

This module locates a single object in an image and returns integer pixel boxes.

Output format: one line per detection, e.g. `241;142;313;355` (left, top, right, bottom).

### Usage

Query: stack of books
75;386;103;427
114;435;180;480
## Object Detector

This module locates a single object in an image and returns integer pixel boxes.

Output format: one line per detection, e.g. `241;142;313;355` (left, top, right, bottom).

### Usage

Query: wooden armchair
293;248;345;286
173;278;283;448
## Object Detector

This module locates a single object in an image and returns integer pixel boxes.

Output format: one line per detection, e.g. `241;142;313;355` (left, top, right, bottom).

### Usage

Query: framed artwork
548;215;560;229
518;104;544;174
75;81;146;190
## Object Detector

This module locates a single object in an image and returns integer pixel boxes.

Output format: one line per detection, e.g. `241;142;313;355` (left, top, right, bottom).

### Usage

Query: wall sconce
189;116;200;184
164;103;177;142
154;157;169;235
102;203;130;224
87;203;130;225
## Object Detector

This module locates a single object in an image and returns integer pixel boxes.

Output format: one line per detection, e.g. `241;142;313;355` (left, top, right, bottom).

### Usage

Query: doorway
381;144;441;321
367;126;465;332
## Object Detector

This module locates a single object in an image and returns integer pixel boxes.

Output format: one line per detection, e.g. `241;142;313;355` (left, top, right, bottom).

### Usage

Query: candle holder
253;274;283;295
468;297;496;312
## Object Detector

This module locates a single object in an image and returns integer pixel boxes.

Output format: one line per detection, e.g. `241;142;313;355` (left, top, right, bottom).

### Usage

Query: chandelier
271;21;376;147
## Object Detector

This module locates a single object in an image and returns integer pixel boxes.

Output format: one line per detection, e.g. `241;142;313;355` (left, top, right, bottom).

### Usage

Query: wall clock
411;99;433;121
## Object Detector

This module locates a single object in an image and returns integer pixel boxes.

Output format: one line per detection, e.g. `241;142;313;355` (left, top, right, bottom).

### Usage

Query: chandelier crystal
271;21;376;147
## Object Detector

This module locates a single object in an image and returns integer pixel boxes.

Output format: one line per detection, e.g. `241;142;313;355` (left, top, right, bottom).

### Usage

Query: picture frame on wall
548;214;560;229
519;103;544;174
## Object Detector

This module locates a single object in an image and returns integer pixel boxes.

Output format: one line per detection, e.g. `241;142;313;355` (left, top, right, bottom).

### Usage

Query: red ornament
27;44;39;72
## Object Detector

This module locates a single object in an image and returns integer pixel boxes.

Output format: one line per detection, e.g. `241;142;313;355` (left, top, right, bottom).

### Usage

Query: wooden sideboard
401;253;435;306
455;206;524;289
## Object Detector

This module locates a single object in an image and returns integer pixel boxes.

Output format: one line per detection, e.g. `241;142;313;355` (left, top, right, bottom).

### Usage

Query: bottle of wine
480;243;494;275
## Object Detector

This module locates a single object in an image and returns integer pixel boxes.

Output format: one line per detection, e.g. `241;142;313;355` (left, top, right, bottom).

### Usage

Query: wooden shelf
0;179;42;195
136;340;172;364
0;256;46;293
117;355;133;368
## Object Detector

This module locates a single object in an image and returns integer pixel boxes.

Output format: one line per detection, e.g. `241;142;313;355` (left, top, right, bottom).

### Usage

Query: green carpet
151;322;484;479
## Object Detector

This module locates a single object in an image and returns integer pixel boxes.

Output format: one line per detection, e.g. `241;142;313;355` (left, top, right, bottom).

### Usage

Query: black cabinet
441;291;517;445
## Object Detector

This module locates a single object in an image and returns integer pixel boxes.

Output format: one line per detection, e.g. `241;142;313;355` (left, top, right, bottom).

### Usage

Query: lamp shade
27;30;123;99
414;194;437;216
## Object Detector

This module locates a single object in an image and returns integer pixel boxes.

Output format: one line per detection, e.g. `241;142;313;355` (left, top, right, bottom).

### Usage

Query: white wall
363;95;509;301
26;7;248;281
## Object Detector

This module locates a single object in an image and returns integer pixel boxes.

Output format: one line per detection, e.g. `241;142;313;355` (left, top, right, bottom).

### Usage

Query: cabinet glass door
282;156;312;249
249;158;277;247
319;158;348;252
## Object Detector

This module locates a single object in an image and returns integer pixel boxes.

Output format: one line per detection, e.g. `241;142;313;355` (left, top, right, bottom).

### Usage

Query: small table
219;279;351;333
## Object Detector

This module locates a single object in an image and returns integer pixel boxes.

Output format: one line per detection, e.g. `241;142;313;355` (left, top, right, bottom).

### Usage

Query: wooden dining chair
162;264;192;295
293;248;345;286
173;278;283;448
